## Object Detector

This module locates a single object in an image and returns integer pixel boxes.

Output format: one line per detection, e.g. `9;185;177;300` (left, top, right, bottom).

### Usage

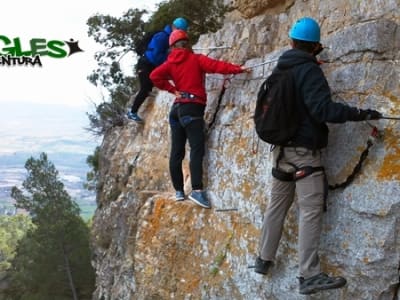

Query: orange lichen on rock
132;197;263;298
377;128;400;180
142;198;166;241
363;256;370;264
241;180;253;199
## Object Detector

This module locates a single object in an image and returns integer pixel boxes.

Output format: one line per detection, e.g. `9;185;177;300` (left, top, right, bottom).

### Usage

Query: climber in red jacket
150;29;250;209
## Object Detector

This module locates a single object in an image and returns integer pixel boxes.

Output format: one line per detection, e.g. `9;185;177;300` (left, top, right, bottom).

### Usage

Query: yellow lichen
377;128;400;180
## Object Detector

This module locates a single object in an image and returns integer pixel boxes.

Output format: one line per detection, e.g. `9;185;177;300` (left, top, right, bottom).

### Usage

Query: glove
358;109;382;120
240;66;252;73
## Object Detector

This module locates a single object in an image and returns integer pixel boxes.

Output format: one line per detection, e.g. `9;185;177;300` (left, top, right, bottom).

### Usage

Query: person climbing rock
254;17;382;295
150;29;251;208
127;17;189;123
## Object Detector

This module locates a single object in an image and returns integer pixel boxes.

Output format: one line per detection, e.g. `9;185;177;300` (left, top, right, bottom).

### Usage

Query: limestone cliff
91;1;400;299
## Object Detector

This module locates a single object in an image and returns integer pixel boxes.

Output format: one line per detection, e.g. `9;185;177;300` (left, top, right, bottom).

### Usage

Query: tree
86;8;146;90
84;146;100;191
0;215;32;274
85;88;130;136
148;0;230;43
0;214;32;299
6;153;95;300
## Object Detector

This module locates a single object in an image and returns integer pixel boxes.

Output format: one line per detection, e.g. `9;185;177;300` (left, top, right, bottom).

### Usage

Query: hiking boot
189;190;211;209
254;257;273;275
175;191;185;201
299;272;347;295
127;111;144;123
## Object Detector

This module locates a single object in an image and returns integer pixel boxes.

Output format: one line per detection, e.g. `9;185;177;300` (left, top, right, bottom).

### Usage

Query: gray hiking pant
258;146;325;278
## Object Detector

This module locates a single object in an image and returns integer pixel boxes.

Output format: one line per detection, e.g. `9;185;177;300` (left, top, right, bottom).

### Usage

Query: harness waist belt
272;166;325;181
180;92;198;100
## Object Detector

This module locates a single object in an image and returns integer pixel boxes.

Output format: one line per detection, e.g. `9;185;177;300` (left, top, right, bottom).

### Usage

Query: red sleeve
149;63;177;94
197;54;243;74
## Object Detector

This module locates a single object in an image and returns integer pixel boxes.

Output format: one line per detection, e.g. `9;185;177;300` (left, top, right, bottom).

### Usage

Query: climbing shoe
254;257;273;275
299;272;347;295
127;111;144;123
189;190;211;209
175;191;185;201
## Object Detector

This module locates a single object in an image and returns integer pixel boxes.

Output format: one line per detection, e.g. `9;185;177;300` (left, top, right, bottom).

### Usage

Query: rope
251;130;260;155
247;58;279;69
205;58;279;82
393;262;400;300
380;116;400;120
328;126;380;190
206;76;232;132
193;46;232;51
328;141;373;190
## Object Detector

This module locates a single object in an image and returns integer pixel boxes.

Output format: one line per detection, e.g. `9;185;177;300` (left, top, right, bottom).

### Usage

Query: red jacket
150;48;244;105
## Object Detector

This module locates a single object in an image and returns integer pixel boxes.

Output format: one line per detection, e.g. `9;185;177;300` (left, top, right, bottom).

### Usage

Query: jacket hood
163;25;172;35
277;48;318;69
167;48;191;64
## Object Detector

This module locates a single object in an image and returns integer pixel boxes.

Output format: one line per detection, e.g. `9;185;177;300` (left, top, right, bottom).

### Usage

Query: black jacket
276;48;360;149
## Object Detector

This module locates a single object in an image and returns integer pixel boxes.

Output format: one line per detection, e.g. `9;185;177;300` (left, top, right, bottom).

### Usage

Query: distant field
0;102;99;219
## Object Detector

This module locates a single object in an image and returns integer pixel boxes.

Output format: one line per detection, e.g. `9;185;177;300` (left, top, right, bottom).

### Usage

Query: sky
0;0;161;109
0;1;166;213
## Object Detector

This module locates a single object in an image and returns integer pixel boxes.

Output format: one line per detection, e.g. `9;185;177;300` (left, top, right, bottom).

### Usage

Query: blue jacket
144;25;172;66
276;48;360;149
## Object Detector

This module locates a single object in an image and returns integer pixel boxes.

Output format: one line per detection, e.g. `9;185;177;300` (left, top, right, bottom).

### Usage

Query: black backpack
253;67;301;145
134;30;162;56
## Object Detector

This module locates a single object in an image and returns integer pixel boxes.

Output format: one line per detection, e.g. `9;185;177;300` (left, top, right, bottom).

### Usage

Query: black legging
169;103;206;191
131;57;155;113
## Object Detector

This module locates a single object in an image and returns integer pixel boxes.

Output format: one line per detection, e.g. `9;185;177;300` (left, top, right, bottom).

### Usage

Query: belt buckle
180;92;195;100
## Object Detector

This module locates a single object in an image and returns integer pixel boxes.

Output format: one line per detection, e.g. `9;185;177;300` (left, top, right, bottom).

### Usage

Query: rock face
232;0;295;18
91;1;400;299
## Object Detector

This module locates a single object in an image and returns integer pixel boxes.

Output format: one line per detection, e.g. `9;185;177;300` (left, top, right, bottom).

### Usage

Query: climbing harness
271;146;329;211
272;163;325;182
171;103;203;128
269;124;384;211
180;91;199;100
271;124;382;189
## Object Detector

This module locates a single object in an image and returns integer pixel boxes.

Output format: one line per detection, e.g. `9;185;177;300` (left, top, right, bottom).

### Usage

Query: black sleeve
299;64;360;123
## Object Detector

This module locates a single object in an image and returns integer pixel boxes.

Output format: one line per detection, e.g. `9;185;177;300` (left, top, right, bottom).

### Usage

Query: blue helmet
172;17;188;31
289;17;320;42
